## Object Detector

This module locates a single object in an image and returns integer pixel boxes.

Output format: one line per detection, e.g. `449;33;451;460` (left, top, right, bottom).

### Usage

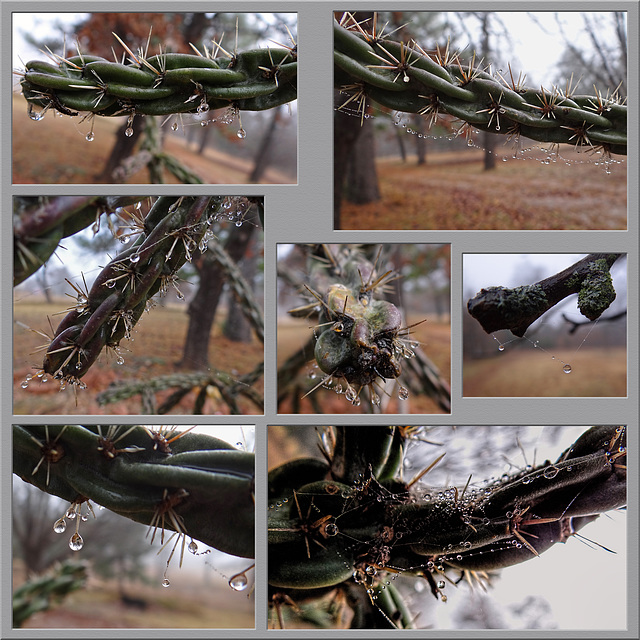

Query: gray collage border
1;0;638;638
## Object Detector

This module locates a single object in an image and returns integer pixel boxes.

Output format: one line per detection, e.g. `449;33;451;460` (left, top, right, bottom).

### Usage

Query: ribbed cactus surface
14;425;255;560
21;43;297;119
334;15;627;155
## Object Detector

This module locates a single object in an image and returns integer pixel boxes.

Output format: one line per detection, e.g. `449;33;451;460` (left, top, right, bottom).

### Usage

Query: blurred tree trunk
396;126;407;162
479;14;497;171
344;117;380;203
249;107;281;183
97;117;143;182
179;224;255;369
333;102;363;227
333;10;379;228
413;115;427;165
197;126;213;155
223;233;259;342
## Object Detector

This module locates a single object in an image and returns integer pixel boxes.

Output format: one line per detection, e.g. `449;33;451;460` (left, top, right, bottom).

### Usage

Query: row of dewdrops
338;105;624;174
27;101;250;141
52;498;252;591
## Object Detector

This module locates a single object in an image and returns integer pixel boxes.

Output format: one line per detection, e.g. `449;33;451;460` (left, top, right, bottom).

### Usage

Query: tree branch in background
562;309;627;334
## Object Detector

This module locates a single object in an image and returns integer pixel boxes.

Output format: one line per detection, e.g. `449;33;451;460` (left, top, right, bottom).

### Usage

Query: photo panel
268;425;626;630
13;12;297;185
13;424;255;629
276;243;451;414
13;195;264;414
463;252;627;397
333;10;627;230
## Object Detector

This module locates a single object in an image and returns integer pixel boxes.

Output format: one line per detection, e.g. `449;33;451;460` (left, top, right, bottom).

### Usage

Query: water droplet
563;364;572;374
237;128;246;139
371;392;381;406
116;356;125;365
130;253;141;263
161;578;170;587
398;386;409;400
188;541;198;554
28;104;46;121
543;465;559;479
325;523;339;537
229;572;248;591
21;381;29;389
366;565;377;576
66;508;77;519
437;580;445;589
171;122;179;131
125;127;134;137
498;344;505;352
235;220;242;227
345;387;357;403
53;518;67;533
105;280;116;288
69;533;84;551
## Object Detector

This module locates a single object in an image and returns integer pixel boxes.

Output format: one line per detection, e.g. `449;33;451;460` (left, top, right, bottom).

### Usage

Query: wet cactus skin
314;281;403;386
308;247;408;395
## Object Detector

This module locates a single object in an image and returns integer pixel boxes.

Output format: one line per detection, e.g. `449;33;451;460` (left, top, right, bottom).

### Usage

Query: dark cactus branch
467;253;621;337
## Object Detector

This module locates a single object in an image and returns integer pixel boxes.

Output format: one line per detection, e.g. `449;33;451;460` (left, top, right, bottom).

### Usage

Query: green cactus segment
333;18;627;155
330;426;398;483
21;45;297;119
304;248;408;401
13;425;255;559
577;259;616;320
268;426;626;627
13;560;88;628
269;543;355;589
268;457;331;502
38;196;220;387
